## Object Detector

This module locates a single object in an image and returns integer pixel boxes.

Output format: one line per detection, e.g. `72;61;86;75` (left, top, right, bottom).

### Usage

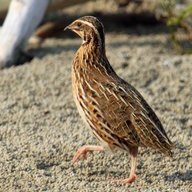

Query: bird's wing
107;79;173;154
85;72;173;154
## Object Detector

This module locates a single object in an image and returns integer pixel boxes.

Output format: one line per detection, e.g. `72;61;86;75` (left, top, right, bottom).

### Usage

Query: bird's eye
76;22;82;27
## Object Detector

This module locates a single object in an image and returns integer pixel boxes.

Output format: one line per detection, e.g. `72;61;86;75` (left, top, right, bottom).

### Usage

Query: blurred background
0;0;191;67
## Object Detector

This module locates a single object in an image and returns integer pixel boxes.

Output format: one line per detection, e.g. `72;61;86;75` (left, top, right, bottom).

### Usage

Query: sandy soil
0;2;191;191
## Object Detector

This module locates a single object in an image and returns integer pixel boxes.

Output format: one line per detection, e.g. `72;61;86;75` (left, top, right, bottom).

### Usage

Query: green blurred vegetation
163;1;192;54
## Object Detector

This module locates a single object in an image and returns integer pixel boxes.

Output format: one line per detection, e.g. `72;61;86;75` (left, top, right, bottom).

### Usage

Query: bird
65;16;174;184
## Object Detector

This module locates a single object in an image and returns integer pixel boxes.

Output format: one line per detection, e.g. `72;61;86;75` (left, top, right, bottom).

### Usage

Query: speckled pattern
0;28;191;191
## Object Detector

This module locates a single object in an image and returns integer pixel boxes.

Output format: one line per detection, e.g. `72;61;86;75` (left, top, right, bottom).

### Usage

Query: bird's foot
72;145;104;164
112;173;138;184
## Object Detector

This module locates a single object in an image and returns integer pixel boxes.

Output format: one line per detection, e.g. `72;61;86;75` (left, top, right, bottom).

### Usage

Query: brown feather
70;16;173;156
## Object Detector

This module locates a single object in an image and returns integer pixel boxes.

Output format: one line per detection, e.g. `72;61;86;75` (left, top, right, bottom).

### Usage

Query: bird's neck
82;34;105;54
74;41;116;77
79;41;106;64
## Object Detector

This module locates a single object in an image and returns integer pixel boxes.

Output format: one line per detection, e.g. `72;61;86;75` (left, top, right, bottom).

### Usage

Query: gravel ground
0;24;191;191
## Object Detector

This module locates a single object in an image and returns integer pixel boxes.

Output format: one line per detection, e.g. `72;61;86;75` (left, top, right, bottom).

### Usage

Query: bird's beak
64;23;76;31
64;23;79;31
64;25;70;31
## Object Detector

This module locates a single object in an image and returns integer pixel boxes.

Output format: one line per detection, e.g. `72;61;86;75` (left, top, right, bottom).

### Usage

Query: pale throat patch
76;19;102;45
82;39;86;44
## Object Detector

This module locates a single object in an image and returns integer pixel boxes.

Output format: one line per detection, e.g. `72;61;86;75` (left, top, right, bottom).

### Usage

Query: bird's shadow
165;170;192;182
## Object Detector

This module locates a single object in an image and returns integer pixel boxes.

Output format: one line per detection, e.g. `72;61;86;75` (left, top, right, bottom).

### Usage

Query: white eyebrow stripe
76;19;102;44
76;19;95;29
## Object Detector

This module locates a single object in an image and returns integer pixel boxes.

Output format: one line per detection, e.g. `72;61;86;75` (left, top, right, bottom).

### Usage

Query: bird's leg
112;147;138;184
72;145;104;164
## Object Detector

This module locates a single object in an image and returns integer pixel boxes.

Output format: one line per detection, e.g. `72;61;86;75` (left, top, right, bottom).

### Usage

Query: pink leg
72;145;104;164
112;147;138;184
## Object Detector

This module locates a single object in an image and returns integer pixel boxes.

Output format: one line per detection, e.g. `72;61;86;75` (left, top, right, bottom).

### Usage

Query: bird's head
65;16;105;48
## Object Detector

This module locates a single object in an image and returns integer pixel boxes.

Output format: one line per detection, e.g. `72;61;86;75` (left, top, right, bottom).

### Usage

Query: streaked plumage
65;16;174;184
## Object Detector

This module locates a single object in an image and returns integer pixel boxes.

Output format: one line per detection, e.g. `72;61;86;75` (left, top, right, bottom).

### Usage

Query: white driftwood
0;0;49;68
0;0;90;68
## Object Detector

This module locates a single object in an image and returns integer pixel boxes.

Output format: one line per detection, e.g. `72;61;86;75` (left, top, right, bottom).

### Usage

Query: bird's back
116;77;174;156
72;42;173;156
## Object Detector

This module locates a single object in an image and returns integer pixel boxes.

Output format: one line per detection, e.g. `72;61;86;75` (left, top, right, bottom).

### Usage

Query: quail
65;16;173;184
